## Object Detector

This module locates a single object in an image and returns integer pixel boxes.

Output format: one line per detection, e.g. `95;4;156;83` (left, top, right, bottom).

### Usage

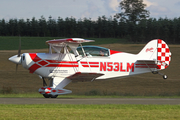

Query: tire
51;95;58;98
163;75;168;79
43;94;50;98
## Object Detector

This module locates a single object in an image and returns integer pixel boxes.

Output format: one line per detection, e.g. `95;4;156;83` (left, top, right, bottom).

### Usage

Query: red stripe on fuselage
80;61;99;68
47;60;78;64
29;53;41;62
46;64;78;67
28;53;79;73
110;50;122;55
29;63;41;73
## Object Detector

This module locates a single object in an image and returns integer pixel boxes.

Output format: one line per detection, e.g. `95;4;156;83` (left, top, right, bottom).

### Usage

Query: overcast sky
0;0;180;20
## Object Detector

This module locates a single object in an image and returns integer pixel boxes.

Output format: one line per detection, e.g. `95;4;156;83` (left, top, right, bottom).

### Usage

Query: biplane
9;38;171;98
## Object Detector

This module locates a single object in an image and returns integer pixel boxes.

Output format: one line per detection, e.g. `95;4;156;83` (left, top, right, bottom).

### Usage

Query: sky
0;0;180;20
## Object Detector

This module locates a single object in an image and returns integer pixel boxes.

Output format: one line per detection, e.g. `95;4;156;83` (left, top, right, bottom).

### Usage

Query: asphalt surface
0;98;180;104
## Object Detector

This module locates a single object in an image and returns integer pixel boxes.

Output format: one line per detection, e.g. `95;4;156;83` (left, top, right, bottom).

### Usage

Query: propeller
8;36;23;72
17;36;21;57
16;36;21;71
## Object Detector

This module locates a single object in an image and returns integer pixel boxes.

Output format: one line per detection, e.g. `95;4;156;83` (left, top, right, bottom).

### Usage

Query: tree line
0;15;180;43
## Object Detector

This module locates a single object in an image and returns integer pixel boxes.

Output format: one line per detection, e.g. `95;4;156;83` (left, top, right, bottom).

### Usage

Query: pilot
100;50;105;56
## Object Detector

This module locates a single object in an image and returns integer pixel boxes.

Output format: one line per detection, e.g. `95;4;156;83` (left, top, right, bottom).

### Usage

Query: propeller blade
17;36;21;57
16;64;18;72
16;36;21;71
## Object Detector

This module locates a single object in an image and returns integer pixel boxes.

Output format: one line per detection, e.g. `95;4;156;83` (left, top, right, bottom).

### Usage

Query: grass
0;93;42;98
0;36;126;50
0;36;180;119
0;36;57;50
0;93;180;98
0;104;180;120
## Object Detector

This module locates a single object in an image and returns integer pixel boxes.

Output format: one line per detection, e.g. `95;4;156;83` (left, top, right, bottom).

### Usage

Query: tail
137;39;171;70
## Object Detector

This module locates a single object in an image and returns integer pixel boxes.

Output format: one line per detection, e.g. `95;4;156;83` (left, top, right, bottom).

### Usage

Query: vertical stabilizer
138;39;171;70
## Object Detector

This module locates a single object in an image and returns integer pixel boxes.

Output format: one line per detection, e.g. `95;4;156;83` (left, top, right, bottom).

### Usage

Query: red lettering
114;62;119;71
100;62;134;72
120;63;126;72
146;48;154;52
107;62;113;71
127;63;134;72
100;62;106;71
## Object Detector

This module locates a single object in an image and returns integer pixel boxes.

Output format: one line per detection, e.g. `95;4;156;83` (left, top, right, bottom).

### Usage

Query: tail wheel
163;75;168;79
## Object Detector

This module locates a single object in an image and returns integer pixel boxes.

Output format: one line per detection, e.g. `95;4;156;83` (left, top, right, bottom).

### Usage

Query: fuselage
21;52;154;80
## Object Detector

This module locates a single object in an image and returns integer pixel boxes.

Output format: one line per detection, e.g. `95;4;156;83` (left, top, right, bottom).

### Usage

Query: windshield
77;46;109;56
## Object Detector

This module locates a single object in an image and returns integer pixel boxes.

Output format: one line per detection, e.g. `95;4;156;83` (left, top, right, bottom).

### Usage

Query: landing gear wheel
43;94;50;98
163;75;168;79
51;95;58;98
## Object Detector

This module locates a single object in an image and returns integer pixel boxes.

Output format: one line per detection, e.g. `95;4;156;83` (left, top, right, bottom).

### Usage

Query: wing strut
78;43;92;72
42;77;47;86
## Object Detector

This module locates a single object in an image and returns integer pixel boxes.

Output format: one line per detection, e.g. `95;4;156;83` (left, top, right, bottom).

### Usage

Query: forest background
1;16;180;44
0;0;180;44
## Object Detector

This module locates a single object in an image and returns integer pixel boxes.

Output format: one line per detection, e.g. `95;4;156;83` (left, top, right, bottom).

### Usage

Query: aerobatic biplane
9;38;171;98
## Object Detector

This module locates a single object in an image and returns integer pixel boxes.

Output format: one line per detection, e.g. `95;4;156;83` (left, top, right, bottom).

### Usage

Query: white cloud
109;0;120;11
147;4;172;18
0;0;179;20
80;1;100;19
100;0;121;17
143;0;157;7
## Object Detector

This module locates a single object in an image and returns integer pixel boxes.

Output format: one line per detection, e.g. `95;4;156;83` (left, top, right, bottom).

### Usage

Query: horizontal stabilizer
136;59;168;70
137;60;156;62
67;72;104;82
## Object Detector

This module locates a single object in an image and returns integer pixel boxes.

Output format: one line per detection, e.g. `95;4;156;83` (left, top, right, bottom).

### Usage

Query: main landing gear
40;77;58;98
43;94;58;98
152;71;168;79
39;77;72;98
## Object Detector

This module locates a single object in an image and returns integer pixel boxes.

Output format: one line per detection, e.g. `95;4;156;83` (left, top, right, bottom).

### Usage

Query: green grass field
0;104;180;120
0;37;180;119
1;93;180;98
0;36;127;50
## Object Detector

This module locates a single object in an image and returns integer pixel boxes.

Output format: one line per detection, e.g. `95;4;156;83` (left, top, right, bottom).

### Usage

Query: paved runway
0;98;180;104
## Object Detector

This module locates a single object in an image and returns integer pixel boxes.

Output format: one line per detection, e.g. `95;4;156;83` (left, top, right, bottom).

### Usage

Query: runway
0;98;180;104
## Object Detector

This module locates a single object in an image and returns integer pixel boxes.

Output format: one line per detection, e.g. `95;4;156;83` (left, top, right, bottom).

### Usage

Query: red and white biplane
9;38;171;98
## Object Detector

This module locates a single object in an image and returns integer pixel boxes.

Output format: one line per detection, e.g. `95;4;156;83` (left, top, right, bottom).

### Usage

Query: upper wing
67;72;104;82
46;38;94;45
46;38;94;53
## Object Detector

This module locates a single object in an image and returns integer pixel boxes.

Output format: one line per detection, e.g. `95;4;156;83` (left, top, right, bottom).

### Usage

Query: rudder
137;39;171;70
157;39;171;70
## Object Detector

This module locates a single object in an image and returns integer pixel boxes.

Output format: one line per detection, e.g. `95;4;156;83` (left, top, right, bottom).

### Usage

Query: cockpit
77;46;109;57
46;38;112;58
48;44;110;57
